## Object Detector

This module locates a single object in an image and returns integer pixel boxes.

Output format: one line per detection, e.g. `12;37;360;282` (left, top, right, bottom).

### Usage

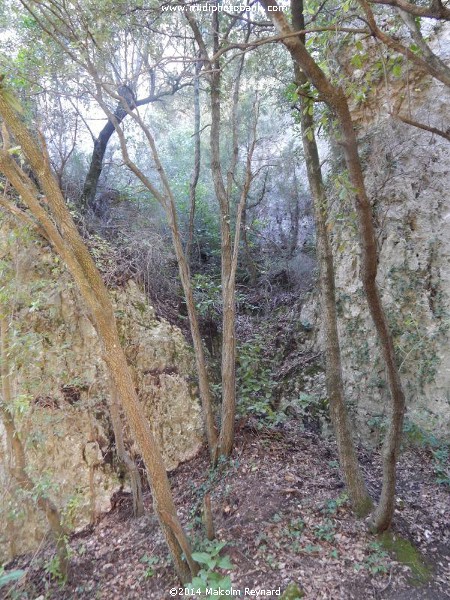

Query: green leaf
351;54;363;69
191;551;214;565
208;541;227;556
392;63;402;77
0;569;25;587
216;556;233;569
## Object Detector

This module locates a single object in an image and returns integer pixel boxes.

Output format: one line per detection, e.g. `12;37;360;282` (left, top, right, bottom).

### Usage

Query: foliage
192;275;222;320
236;333;278;425
284;517;305;543
322;493;349;516
44;541;70;584
313;519;336;543
364;542;390;575
186;540;233;598
140;554;160;579
62;489;84;529
0;566;25;588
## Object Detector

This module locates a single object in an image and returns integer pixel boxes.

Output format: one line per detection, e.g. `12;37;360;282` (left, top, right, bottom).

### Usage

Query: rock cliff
0;214;203;560
310;24;450;439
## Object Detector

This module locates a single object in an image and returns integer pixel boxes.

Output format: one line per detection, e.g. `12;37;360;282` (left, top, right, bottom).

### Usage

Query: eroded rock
0;217;203;560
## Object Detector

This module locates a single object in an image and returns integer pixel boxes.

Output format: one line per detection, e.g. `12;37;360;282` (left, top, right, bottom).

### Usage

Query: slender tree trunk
184;7;252;459
167;201;220;462
209;41;236;458
81;113;123;211
109;386;144;517
92;93;219;463
336;104;405;531
0;316;70;577
261;0;405;531
241;206;258;285
291;0;372;518
208;11;253;457
186;59;202;263
0;89;197;582
300;110;372;515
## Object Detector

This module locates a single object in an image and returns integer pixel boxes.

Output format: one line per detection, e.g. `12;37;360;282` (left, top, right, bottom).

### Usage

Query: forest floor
4;420;450;600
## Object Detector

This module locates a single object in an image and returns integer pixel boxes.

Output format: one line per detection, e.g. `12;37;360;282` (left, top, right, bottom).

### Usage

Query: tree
357;0;450;141
259;0;406;531
0;85;197;582
290;0;372;517
81;76;186;212
21;0;269;460
19;0;220;461
184;6;261;457
367;0;450;20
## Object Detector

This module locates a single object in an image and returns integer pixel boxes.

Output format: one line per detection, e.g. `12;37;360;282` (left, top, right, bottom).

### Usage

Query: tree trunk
186;59;202;263
0;88;197;582
337;104;405;531
109;385;144;518
92;93;219;463
183;6;253;459
81;105;126;211
210;56;236;458
291;0;372;517
241;206;258;285
261;0;405;531
300;111;373;515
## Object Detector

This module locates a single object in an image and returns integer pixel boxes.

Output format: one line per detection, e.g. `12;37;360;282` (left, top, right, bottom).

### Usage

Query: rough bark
260;0;405;531
0;88;197;582
291;0;373;517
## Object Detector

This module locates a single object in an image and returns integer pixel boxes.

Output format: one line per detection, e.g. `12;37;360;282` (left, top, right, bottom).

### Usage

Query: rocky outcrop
324;25;450;439
0;215;203;560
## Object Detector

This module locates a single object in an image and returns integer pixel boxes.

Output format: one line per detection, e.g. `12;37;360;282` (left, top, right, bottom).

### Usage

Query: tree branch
358;0;450;87
368;0;450;20
392;112;450;141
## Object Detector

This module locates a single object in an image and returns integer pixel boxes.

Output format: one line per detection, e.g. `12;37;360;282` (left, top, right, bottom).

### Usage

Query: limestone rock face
324;25;450;438
113;282;203;469
0;218;203;560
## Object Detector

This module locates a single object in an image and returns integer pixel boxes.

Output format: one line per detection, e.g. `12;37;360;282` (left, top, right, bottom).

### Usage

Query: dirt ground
3;421;450;599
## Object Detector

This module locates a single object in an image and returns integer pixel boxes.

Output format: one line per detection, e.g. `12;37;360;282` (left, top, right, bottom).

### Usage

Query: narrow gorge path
5;422;449;599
